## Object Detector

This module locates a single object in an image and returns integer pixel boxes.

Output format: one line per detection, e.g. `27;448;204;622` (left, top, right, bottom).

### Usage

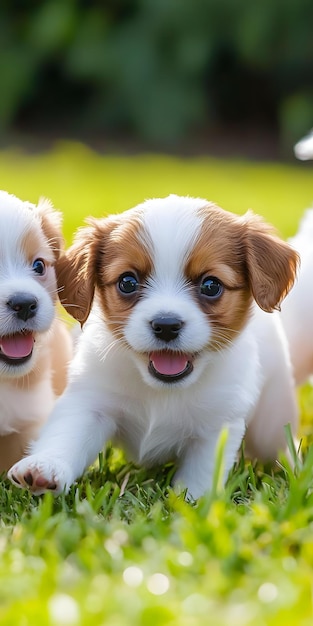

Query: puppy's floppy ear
243;212;299;312
56;217;115;326
36;197;64;261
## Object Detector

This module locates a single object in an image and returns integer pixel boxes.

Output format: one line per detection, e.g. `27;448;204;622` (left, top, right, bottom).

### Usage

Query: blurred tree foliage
0;0;312;146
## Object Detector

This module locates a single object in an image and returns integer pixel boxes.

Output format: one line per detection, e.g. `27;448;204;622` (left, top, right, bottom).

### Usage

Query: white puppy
281;209;313;384
0;191;72;471
294;130;313;160
280;133;313;384
8;195;298;498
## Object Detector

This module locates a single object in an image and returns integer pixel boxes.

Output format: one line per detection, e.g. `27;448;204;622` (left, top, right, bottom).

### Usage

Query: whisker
58;302;85;310
98;336;128;363
55;315;77;329
208;326;242;354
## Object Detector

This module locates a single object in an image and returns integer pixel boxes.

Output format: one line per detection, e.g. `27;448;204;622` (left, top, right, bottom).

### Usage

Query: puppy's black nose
151;316;183;342
7;294;38;321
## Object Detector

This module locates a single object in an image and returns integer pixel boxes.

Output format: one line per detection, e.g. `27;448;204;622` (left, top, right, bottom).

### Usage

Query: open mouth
148;351;193;383
0;332;35;366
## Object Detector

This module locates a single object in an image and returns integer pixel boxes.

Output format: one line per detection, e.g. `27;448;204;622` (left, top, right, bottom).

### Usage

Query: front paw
172;473;201;502
8;455;73;495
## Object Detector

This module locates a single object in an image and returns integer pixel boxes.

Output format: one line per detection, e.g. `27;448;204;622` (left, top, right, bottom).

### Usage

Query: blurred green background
0;0;313;157
0;0;313;239
0;144;313;242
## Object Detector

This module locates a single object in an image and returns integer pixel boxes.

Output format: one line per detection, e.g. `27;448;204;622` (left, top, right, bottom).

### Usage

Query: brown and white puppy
0;191;72;471
8;195;298;499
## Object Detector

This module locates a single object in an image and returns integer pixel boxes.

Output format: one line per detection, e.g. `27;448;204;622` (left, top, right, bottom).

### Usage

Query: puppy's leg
244;376;298;462
173;419;246;500
8;391;116;495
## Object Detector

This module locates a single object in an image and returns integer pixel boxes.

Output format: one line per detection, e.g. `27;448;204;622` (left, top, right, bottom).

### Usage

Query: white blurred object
281;208;313;385
294;130;313;160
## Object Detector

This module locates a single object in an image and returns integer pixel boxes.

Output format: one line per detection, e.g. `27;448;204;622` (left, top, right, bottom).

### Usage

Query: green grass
2;141;313;239
1;142;313;626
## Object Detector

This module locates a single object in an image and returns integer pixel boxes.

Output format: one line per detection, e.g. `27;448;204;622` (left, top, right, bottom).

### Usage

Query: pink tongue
0;334;34;359
150;352;189;376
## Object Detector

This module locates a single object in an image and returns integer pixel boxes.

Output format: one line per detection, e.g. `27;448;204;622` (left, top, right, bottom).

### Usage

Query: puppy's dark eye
118;273;139;295
200;276;223;300
32;259;46;275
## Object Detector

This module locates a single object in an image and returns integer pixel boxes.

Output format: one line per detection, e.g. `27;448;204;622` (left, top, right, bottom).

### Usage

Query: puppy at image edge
280;131;313;385
9;195;299;499
0;191;72;470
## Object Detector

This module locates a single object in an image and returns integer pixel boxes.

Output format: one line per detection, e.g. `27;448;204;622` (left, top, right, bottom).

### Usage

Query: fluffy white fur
294;130;313;160
8;195;299;498
280;133;313;383
0;191;72;470
281;209;313;384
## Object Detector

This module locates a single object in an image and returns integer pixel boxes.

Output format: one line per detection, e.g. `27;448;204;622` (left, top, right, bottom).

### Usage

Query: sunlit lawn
1;142;313;626
2;141;313;239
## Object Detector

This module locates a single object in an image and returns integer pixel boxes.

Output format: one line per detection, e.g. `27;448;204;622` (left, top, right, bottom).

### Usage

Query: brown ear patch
56;217;120;325
36;198;64;261
56;224;99;325
244;213;299;312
